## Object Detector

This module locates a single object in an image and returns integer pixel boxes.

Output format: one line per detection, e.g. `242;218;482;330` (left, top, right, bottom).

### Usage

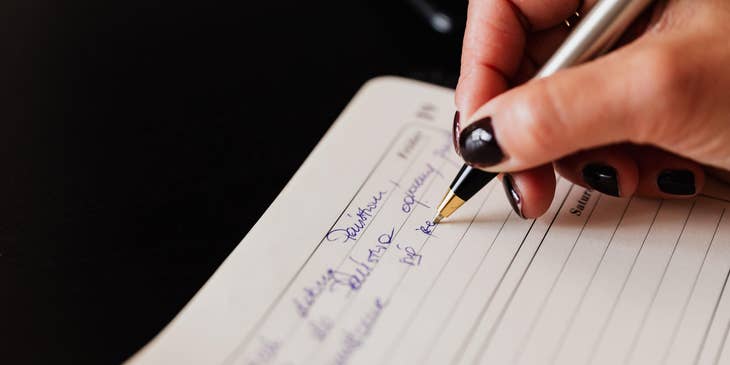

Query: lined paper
127;77;730;365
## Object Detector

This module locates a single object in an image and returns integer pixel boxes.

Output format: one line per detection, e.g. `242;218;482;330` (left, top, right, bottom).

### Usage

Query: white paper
127;77;730;365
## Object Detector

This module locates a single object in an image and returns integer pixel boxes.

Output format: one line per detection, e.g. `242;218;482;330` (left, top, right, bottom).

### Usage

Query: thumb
457;40;688;172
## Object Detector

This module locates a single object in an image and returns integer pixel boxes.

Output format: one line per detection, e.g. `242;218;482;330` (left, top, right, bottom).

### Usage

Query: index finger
456;0;583;117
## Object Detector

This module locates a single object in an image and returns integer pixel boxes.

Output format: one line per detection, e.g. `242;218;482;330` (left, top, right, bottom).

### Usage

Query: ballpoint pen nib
432;214;444;224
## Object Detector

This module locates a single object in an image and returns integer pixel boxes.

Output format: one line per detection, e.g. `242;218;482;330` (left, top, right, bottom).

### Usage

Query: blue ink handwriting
332;298;386;365
328;256;374;292
401;164;437;213
367;228;395;264
298;228;395;316
294;261;373;317
327;191;387;243
246;337;280;365
397;244;423;267
309;316;334;342
433;140;452;159
416;220;436;236
294;270;340;317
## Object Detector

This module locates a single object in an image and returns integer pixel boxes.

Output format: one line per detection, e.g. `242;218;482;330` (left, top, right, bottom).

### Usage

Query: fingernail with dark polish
452;111;461;155
458;116;505;167
658;169;695;195
503;174;525;219
582;163;620;197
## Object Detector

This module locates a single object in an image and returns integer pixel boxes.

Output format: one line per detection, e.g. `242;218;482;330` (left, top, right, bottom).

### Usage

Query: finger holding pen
454;0;598;218
453;0;730;218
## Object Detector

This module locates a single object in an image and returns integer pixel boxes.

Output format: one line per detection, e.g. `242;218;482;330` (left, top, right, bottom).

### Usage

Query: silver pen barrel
537;0;655;78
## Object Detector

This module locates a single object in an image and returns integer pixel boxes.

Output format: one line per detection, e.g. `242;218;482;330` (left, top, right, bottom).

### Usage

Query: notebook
127;77;730;365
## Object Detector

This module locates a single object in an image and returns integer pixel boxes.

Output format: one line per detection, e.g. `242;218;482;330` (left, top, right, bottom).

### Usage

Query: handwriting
295;264;370;317
397;244;423;267
416;220;436;236
432;139;452;160
328;257;374;292
245;337;280;365
327;191;387;243
402;164;437;213
294;265;370;317
432;138;462;168
309;316;334;342
294;270;339;317
329;229;395;293
296;229;394;317
367;228;395;264
332;298;386;365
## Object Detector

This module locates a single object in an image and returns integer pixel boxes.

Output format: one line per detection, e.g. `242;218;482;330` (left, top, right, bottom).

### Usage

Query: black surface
0;1;465;363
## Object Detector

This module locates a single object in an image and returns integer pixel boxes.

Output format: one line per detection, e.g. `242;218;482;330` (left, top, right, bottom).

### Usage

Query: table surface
0;1;464;363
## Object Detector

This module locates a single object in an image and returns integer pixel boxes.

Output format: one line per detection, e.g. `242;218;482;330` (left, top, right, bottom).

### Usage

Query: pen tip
432;214;444;224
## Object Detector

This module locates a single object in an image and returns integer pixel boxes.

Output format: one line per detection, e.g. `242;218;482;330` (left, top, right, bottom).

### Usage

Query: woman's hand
453;0;730;218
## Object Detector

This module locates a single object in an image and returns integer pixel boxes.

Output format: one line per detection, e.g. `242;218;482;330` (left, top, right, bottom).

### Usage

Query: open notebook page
128;77;730;365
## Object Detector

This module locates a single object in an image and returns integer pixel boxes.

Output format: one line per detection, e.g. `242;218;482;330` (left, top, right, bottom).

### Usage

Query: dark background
0;1;466;363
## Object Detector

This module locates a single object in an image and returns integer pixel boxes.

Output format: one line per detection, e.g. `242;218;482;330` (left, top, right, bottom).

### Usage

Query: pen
433;0;655;224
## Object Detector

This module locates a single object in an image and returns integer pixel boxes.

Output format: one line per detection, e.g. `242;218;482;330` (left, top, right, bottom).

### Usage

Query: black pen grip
449;164;497;201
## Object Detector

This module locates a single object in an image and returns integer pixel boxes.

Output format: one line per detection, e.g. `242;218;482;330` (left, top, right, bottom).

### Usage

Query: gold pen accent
432;189;465;224
434;0;656;222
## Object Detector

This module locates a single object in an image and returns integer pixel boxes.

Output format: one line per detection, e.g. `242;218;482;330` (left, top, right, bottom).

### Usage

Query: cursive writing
432;139;452;160
397;243;423;267
309;316;334;342
245;337;280;365
294;264;373;317
332;298;386;365
367;228;395;264
402;164;438;213
328;257;374;292
294;270;340;317
416;220;436;236
296;229;394;317
327;191;387;243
